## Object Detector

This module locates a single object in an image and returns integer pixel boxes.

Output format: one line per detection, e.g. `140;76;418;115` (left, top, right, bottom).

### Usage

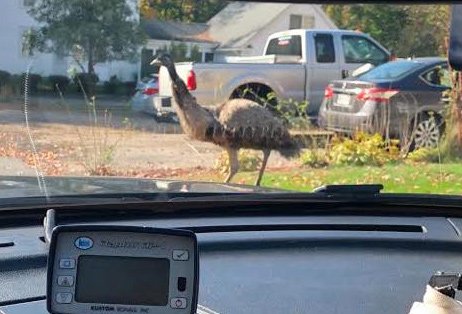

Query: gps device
46;225;198;314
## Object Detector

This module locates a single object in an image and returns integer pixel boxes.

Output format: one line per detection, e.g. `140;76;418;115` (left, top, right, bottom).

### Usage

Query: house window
289;15;302;29
315;34;335;63
204;53;214;63
290;14;315;30
302;15;315;28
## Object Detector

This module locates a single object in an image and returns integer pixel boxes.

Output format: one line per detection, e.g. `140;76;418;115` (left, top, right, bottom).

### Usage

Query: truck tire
231;83;277;111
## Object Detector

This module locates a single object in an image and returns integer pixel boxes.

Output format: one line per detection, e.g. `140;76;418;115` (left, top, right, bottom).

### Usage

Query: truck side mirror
449;5;462;70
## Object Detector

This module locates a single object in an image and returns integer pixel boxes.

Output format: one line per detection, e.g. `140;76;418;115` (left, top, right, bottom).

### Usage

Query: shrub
215;150;262;174
22;73;42;94
0;70;11;87
48;75;70;93
407;147;442;163
74;73;99;95
299;149;329;168
103;75;121;94
123;81;137;96
10;74;23;95
330;132;400;166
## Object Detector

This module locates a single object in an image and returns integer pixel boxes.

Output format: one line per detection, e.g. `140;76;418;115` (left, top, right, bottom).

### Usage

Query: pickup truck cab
154;29;390;120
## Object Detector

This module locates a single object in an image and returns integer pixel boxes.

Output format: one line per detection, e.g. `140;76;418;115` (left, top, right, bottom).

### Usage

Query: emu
152;53;299;186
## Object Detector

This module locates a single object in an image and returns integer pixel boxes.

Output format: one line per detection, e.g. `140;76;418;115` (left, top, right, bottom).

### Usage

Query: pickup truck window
342;35;388;65
266;35;302;57
315;34;335;63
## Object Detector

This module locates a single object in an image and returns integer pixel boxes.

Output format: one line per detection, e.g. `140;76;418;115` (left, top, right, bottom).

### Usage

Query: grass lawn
202;163;462;194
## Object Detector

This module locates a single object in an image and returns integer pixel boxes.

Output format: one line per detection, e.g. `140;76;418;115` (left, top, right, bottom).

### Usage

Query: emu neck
166;65;218;141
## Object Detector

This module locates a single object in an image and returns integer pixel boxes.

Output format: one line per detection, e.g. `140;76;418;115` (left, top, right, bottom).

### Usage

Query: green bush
268;92;311;131
10;74;23;95
48;75;70;93
103;75;121;94
124;81;136;96
0;70;11;87
330;132;400;166
74;73;99;95
215;150;262;174
407;147;441;163
22;73;42;94
299;149;329;168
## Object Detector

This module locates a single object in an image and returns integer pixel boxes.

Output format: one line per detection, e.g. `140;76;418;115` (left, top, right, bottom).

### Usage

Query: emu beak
150;57;161;66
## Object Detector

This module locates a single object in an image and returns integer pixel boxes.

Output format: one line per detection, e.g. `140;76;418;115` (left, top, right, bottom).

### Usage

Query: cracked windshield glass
1;0;460;197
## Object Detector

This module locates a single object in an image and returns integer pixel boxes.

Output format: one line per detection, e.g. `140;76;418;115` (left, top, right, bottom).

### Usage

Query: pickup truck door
306;32;342;116
339;34;390;76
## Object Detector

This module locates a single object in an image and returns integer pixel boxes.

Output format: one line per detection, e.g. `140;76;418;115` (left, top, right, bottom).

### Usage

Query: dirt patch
0;104;299;178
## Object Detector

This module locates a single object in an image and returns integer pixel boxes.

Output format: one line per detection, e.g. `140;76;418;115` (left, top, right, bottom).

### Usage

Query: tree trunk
86;40;96;96
87;44;94;75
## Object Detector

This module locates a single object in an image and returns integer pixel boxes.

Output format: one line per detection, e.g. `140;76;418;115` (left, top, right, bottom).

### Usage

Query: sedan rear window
359;61;423;80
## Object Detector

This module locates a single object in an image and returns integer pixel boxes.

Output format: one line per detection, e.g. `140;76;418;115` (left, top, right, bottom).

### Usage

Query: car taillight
186;70;196;91
356;88;399;102
143;87;158;95
324;85;334;100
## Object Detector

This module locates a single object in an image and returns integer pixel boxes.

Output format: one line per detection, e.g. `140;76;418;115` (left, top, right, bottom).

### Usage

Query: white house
0;1;338;81
0;0;139;82
205;2;337;62
142;19;218;63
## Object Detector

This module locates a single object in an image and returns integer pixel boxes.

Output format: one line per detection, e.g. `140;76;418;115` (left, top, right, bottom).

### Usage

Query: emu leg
255;149;271;186
225;148;239;183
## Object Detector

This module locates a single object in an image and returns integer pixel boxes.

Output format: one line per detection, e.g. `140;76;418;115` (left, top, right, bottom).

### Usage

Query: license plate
336;94;351;107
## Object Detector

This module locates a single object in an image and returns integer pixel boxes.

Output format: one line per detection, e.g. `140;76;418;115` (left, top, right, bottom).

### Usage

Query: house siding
145;39;217;63
214;4;337;60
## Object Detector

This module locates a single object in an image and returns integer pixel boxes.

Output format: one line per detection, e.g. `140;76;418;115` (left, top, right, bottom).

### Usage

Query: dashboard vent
186;224;424;234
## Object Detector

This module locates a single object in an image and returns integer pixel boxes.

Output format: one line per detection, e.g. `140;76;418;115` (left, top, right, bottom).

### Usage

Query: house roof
204;2;337;50
142;19;216;44
206;2;291;49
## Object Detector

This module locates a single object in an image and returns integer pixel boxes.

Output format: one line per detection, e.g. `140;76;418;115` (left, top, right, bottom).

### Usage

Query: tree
139;0;228;23
396;5;449;57
324;4;450;58
25;0;145;75
324;4;409;55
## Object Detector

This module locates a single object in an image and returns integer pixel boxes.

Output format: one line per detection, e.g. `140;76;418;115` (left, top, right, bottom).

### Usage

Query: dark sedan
318;58;450;149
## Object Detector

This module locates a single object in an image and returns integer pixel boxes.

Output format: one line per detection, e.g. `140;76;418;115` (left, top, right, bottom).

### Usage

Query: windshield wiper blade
313;184;384;195
168;184;385;202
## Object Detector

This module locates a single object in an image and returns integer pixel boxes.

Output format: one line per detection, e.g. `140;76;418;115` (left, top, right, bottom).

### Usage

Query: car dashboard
2;210;462;314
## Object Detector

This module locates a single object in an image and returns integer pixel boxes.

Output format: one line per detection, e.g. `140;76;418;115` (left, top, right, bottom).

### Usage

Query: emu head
151;52;174;69
151;52;191;109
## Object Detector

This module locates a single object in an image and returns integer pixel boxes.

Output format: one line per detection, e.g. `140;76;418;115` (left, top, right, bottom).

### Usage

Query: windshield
0;1;459;199
358;60;424;80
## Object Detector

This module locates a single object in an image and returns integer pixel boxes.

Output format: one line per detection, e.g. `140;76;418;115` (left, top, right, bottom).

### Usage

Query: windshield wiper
168;184;384;202
0;192;250;208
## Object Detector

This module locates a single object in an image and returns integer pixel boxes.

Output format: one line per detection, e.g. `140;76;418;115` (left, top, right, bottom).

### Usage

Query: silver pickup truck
154;29;390;120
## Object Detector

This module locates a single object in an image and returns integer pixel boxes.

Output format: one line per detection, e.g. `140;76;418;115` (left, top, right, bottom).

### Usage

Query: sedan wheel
414;118;441;149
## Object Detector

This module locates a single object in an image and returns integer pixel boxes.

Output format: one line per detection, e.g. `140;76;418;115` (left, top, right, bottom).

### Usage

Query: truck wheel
410;113;444;150
231;84;277;111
